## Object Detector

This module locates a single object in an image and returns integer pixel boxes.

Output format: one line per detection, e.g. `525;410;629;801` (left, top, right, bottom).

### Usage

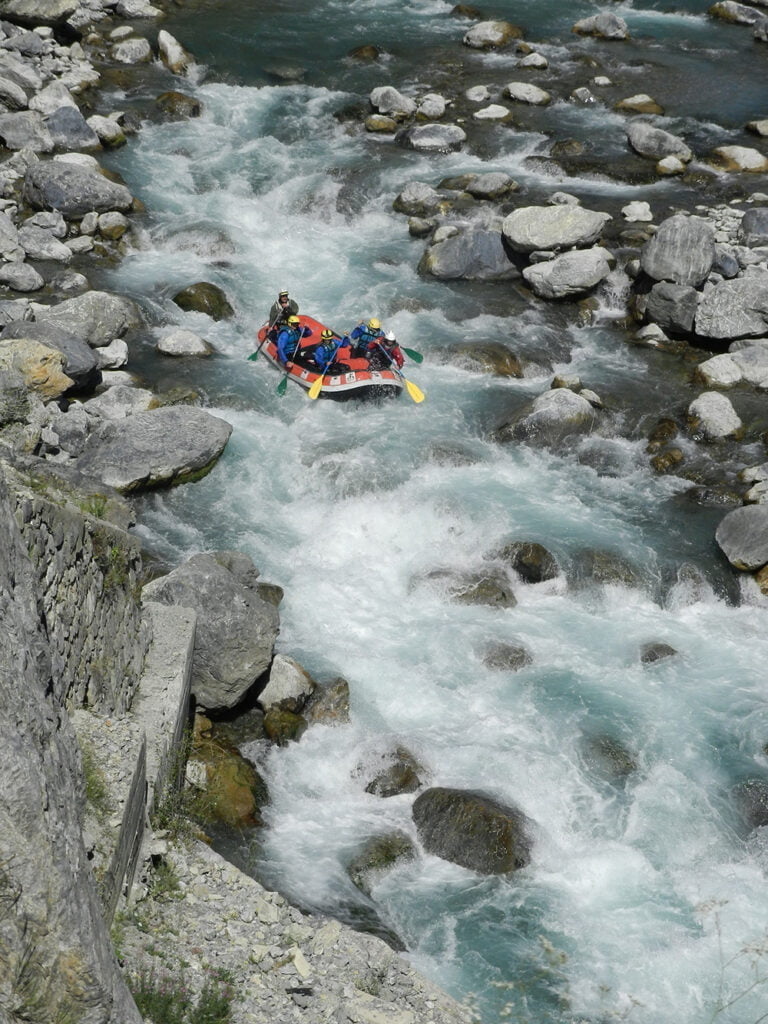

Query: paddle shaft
308;338;344;399
374;342;425;403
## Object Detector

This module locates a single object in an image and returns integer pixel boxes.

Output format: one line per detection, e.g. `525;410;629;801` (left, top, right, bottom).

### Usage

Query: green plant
81;494;108;520
128;965;234;1024
148;858;181;902
80;740;112;820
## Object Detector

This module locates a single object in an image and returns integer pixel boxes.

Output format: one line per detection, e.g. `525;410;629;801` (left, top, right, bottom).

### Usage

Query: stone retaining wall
14;489;151;713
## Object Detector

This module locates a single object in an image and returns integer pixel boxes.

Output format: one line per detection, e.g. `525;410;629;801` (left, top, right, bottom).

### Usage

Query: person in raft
313;328;352;374
276;315;312;366
349;317;385;357
368;329;405;371
268;288;299;332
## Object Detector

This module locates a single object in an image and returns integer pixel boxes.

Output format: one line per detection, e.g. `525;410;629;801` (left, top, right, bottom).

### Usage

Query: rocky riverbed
3;2;768;1023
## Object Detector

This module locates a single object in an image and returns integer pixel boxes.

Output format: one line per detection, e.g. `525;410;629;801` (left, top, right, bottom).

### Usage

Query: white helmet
385;330;396;342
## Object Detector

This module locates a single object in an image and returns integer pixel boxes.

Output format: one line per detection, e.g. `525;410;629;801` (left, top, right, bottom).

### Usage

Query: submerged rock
172;281;234;320
347;832;417;897
412;787;533;874
491;540;560;582
573;12;629;39
493;388;598;448
481;641;533;670
363;745;426;797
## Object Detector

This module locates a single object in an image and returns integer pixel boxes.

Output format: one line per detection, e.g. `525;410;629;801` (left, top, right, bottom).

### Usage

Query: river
99;1;768;1020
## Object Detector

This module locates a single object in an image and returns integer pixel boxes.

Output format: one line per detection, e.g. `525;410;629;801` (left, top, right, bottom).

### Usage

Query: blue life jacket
350;324;383;354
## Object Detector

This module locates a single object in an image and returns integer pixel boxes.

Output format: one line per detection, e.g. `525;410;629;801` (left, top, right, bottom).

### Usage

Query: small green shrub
80;740;112;820
81;494;108;520
128;966;234;1024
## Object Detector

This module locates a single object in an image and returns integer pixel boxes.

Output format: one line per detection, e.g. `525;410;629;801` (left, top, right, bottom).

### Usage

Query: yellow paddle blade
307;373;324;400
404;377;425;403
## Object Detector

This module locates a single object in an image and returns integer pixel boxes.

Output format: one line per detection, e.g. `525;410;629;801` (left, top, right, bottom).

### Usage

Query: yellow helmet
321;328;334;339
367;317;380;330
287;315;300;324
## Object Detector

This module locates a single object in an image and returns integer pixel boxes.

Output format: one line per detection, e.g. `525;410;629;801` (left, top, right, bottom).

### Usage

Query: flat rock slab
23;161;133;218
695;272;768;339
76;405;232;493
502;205;611;253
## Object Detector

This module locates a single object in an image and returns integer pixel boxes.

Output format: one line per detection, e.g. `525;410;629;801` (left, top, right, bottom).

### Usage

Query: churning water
102;1;768;1020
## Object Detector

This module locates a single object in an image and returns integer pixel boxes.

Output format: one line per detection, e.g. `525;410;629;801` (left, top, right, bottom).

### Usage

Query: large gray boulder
493;388;598;448
715;504;768;571
75;405;232;493
463;20;523;49
695;273;768;339
0;470;143;1024
143;551;280;710
419;223;519;280
35;290;142;348
0;0;79;27
502;205;611;253
645;281;699;333
369;85;416;117
522;246;613;298
258;653;316;713
23;161;134;218
627;122;692;163
1;320;101;391
392;180;443;217
412;787;533;874
46;105;102;152
640;215;715;287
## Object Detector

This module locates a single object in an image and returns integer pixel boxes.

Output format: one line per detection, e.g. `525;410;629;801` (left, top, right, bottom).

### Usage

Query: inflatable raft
257;315;404;400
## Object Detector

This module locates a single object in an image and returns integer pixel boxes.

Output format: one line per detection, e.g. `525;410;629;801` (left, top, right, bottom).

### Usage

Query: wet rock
172;281;234;320
464;172;519;199
640;641;677;663
84;385;154;420
23;161;133;218
413;567;517;607
573;12;629;39
396;123;466;153
155;91;202;122
627;122;692;163
347;832;417;897
365;114;397;133
304;676;350;726
111;37;153;64
695;273;768;339
622;200;653;221
143;550;278;710
502;205;611;253
710;0;764;24
522;246;614;299
481;641;533;670
573;548;642;587
0;261;44;291
473;103;512;121
348;44;381;60
76;405;233;495
579;734;637;784
364;746;426;797
463;20;523;49
493;388;597;448
491;540;559;582
616;94;664;115
715;504;768;570
640;214;714;287
732;777;768;830
263;707;308;745
392;181;443;217
445;342;524;376
188;724;269;829
417;94;446;120
419;223;518;280
412;787;533;874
